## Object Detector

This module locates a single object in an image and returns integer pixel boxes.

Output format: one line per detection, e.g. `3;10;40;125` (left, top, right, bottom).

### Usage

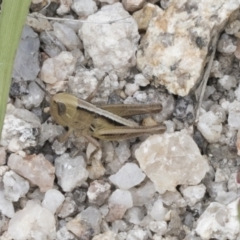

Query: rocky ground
1;0;240;239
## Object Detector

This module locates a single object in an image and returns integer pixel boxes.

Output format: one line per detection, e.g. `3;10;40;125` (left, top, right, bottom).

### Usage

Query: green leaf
0;0;31;137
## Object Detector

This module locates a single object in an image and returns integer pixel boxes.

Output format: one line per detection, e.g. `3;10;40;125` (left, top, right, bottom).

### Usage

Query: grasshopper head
50;93;78;127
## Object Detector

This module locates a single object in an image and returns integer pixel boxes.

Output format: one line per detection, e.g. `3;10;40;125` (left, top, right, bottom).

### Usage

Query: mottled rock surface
42;189;65;214
133;3;163;31
3;0;240;239
122;0;146;12
71;0;97;17
40;51;76;93
109;163;145;189
3;170;30;202
0;147;6;166
55;153;88;192
197;110;223;143
0;184;14;218
80;3;140;79
137;0;240;96
8;200;56;240
1;104;41;152
107;189;133;222
87;180;111;206
135;132;209;193
8;154;55;192
196;200;239;239
53;22;81;50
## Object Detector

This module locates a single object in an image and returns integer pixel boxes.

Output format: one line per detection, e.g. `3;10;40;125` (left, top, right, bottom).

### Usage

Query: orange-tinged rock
8;153;55;192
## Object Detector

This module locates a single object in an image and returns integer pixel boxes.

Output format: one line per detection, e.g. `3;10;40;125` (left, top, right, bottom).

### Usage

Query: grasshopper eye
57;102;66;116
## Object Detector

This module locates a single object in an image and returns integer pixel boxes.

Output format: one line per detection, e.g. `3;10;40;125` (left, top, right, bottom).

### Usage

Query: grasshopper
38;74;166;152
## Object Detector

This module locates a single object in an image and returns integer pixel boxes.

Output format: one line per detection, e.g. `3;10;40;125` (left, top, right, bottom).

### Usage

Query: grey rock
13;25;40;81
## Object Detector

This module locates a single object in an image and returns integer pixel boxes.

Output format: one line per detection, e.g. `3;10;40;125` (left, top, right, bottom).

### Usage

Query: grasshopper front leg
57;128;73;143
85;73;107;102
83;133;101;161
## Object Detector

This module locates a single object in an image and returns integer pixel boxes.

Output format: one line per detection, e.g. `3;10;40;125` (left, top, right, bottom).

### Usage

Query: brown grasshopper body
50;92;166;143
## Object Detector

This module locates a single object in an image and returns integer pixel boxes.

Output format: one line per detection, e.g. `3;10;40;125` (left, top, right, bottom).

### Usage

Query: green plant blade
0;0;31;137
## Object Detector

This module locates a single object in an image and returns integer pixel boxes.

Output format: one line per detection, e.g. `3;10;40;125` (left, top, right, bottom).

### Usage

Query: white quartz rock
111;220;128;233
215;168;228;183
180;184;206;207
0;184;14;218
132;3;163;31
126;228;148;240
42;189;65;214
125;83;139;96
126;207;145;225
68;69;113;104
28;188;45;203
228;100;240;129
57;0;72;15
134;73;150;87
160;190;186;208
61;16;83;33
196;200;240;240
0;166;10;182
40;51;76;84
125;207;145;225
106;189;133;222
55;153;88;192
211;60;223;78
115;141;131;164
1;104;41;152
219;75;237;90
149;221;167;235
71;0;97;17
108;189;133;208
109;163;145;190
21;81;45;109
0;147;6;166
53;22;81;50
217;33;237;54
3;170;30;202
215;190;238;205
92;231;117;240
79;3;140;79
135;131;209;193
197;111;223;143
228;172;240;192
133;91;148;102
235;84;240;101
150;199;168;221
130;180;156;206
99;0;119;3
122;0;146;12
38;122;64;146
137;0;240;96
56;226;75;240
8;200;56;240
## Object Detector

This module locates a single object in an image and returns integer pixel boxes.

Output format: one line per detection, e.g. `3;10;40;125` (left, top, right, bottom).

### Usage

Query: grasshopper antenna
34;81;52;99
85;72;108;102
